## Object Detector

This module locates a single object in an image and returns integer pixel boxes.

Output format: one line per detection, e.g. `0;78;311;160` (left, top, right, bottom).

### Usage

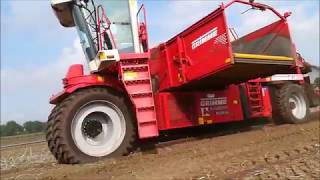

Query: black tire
47;87;137;164
270;84;310;124
304;83;320;107
46;106;60;161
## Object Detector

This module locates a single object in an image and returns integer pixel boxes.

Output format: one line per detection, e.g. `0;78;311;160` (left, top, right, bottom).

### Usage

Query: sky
1;0;319;124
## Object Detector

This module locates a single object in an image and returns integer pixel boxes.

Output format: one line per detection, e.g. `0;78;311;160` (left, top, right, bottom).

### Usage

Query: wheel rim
71;100;126;157
288;93;307;120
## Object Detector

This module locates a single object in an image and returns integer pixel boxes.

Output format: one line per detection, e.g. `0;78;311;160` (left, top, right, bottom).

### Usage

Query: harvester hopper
150;0;297;91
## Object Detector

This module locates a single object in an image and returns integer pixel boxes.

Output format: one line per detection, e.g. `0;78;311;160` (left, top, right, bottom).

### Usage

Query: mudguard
49;64;123;104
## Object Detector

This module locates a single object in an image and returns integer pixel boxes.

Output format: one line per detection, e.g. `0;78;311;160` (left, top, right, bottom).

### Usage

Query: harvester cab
51;0;144;72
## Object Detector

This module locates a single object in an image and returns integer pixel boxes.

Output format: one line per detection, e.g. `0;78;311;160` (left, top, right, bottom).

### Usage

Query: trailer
47;0;315;164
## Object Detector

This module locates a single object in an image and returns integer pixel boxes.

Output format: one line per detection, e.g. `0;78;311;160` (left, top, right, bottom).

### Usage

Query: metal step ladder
119;56;158;138
246;82;264;117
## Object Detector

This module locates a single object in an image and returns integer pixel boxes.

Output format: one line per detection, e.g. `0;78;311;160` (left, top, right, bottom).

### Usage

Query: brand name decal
191;27;218;50
200;97;227;106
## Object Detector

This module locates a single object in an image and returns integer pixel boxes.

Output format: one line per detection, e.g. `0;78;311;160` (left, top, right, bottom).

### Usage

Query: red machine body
50;0;305;139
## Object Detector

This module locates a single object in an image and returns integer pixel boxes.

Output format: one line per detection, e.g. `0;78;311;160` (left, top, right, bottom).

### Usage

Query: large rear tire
46;106;60;161
46;87;137;164
270;84;310;124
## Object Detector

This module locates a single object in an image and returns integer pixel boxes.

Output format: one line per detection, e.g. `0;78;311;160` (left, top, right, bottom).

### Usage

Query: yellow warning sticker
225;58;231;63
206;119;213;124
198;117;204;125
233;100;238;104
96;76;104;82
123;71;138;80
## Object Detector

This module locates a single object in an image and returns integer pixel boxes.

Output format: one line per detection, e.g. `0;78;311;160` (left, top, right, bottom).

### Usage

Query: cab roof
51;0;75;27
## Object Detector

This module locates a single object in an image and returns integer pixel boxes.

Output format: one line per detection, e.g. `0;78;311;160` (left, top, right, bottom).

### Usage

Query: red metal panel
149;9;232;91
155;85;245;130
261;87;272;118
156;92;194;130
120;52;149;60
149;47;174;91
50;64;123;104
183;11;232;81
194;85;244;124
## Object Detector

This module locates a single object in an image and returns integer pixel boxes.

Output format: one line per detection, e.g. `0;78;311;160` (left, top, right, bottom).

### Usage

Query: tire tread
46;87;137;164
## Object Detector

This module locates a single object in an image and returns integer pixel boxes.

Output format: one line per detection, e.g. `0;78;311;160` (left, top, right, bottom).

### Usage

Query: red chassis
51;62;273;134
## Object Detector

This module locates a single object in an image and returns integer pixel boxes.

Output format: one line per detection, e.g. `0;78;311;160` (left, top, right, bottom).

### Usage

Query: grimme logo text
191;27;218;50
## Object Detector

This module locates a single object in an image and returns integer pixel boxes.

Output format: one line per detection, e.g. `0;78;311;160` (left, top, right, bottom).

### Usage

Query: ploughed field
1;107;319;180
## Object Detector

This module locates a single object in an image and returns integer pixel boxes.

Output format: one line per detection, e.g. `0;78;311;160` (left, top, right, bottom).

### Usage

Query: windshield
72;0;135;63
72;5;97;62
95;0;135;53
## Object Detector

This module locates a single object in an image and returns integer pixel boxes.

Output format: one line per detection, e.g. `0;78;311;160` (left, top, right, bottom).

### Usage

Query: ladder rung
131;92;153;97
249;98;261;101
251;113;263;116
122;64;148;70
120;60;148;66
137;106;155;111
128;90;152;94
139;119;157;124
251;105;262;109
248;92;260;95
124;79;150;84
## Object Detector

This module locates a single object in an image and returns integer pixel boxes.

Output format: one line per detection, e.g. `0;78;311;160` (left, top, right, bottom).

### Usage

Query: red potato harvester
48;0;318;164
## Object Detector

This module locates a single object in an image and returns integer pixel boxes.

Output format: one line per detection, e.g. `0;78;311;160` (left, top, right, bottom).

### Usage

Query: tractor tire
270;84;310;124
47;87;137;164
46;106;60;161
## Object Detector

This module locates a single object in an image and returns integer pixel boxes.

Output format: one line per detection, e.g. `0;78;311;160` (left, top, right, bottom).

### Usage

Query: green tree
1;121;24;136
23;121;46;133
0;124;7;136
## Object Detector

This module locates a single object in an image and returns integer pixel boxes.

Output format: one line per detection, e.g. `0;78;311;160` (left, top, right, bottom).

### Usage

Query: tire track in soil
39;120;319;180
189;128;319;180
1;117;319;180
218;144;320;180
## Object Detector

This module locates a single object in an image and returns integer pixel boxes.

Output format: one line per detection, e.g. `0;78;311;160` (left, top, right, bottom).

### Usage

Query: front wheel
47;87;137;164
270;84;310;124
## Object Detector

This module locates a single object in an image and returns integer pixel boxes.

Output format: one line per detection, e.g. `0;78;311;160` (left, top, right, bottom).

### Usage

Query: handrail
137;4;149;51
96;5;117;50
223;0;290;21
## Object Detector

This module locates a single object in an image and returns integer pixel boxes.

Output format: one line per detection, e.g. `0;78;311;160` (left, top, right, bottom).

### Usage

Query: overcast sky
1;0;319;124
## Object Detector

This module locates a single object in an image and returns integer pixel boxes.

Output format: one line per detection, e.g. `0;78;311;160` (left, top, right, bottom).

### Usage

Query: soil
1;108;319;180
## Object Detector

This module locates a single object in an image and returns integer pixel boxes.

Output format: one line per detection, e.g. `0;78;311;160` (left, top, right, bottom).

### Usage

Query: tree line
0;120;46;137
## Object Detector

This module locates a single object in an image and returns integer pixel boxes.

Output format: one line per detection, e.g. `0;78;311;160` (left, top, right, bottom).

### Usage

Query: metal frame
223;0;291;21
